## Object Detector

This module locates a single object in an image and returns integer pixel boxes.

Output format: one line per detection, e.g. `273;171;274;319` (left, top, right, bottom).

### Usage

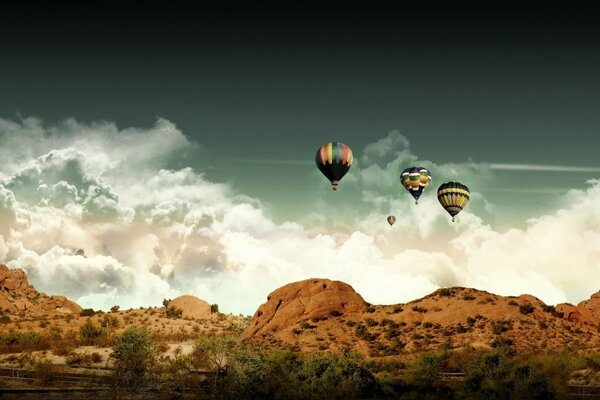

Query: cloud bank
0;117;598;314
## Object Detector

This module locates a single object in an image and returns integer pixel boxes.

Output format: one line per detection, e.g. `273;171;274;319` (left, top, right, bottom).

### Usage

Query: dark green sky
1;1;599;225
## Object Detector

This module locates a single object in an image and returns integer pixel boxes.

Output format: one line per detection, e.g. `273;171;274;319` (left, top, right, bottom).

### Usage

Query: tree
110;305;120;313
211;304;219;314
191;335;237;373
112;327;155;389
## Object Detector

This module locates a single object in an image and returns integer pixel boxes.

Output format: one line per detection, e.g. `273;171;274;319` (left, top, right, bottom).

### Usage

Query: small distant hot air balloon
387;215;396;226
437;181;470;222
315;142;353;190
400;167;431;204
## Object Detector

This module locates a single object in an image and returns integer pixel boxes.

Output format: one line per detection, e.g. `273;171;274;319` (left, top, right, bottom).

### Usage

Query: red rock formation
0;264;82;315
242;278;365;340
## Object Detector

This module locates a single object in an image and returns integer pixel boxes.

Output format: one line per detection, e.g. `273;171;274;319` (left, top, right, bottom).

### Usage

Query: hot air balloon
315;142;353;190
437;181;470;222
400;167;431;204
387;215;396;226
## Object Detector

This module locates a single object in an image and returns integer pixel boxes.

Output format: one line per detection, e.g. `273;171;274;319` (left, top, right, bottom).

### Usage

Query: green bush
112;327;155;388
462;349;561;400
79;320;105;345
519;304;535;315
110;305;120;313
79;308;96;317
211;304;219;314
223;349;379;400
0;331;49;353
166;306;183;318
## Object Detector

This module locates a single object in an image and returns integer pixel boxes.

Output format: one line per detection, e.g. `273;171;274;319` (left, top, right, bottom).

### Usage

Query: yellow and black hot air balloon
437;182;470;222
387;215;396;226
315;142;353;190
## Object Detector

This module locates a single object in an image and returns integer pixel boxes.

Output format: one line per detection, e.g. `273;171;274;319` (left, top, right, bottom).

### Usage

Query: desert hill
167;295;212;320
0;264;82;315
0;264;249;367
242;278;600;358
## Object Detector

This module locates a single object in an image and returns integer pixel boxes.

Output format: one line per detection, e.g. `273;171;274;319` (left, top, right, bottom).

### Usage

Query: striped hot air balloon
315;142;353;190
400;167;431;204
437;181;470;222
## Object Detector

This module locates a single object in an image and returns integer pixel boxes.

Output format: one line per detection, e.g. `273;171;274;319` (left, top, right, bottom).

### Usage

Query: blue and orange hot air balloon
400;167;431;204
315;142;353;190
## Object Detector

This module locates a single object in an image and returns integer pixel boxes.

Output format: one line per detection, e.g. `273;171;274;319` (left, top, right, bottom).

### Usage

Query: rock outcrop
0;264;82;315
242;278;366;340
242;280;600;357
167;295;212;320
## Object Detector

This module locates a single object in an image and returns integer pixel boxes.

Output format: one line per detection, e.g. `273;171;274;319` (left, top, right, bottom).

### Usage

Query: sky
1;2;600;314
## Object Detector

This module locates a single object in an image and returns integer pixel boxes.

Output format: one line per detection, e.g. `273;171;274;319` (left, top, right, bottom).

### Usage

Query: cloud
489;163;600;172
0;118;599;316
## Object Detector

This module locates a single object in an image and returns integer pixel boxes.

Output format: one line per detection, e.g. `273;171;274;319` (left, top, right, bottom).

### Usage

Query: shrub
365;305;376;313
364;318;378;327
0;314;10;324
80;308;96;317
463;294;476;301
491;338;514;348
355;325;378;342
166;306;183;318
300;322;315;329
439;288;452;297
112;327;155;388
91;352;102;363
519;304;535;315
0;332;49;353
211;304;219;314
329;310;343;317
508;300;518;306
191;335;237;373
110;305;120;313
423;321;433;328
79;320;105;345
101;314;120;330
411;306;428;313
66;352;93;366
463;349;561;400
162;298;170;307
392;306;403;313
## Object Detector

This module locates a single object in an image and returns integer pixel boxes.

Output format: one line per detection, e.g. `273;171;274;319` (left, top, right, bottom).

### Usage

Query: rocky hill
167;295;212;320
242;278;600;358
0;264;82;315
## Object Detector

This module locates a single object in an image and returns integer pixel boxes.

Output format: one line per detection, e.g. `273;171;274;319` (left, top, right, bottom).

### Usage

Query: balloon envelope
400;167;431;204
387;215;396;226
437;181;470;222
315;142;353;190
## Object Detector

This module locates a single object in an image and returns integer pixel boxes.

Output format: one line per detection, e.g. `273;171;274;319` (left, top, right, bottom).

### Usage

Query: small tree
162;299;170;307
211;304;219;314
110;305;120;313
191;335;237;373
112;327;155;389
